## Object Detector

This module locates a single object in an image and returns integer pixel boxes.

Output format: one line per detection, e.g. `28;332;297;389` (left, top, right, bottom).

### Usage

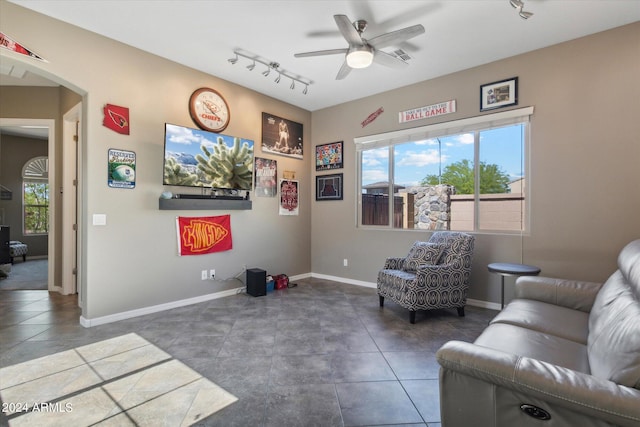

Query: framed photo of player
315;141;343;171
261;112;303;160
316;173;343;201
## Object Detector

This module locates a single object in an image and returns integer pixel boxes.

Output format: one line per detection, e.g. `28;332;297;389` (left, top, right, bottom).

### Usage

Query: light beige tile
76;333;150;362
123;378;238;427
102;360;198;410
7;387;122;426
181;378;238;426
89;344;171;380
0;349;85;389
1;365;102;414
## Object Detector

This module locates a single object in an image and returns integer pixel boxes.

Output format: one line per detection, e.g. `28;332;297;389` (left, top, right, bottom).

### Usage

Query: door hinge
73;135;78;142
72;268;77;275
72;224;77;231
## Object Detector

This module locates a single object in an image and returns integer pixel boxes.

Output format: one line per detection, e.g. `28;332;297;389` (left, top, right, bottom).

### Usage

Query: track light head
262;68;270;77
290;80;295;90
509;0;524;8
275;73;281;83
247;61;256;71
303;85;308;95
228;54;239;64
519;10;533;19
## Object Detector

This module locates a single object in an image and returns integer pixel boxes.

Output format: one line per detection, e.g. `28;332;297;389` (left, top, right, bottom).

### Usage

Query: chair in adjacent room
377;231;475;323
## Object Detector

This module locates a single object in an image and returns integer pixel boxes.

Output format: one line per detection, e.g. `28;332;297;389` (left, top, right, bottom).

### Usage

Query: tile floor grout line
4;356;175;421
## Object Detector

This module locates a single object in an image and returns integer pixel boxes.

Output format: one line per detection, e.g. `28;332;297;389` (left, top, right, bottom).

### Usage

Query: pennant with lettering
176;215;233;256
103;104;130;135
0;32;47;61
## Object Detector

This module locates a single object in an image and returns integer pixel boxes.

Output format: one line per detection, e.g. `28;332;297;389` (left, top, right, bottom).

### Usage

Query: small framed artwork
480;77;518;111
316;141;343;171
261;112;304;159
316;173;343;201
108;148;136;189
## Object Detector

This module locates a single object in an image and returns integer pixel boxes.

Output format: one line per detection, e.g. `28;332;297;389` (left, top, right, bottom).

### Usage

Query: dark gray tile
331;352;396;382
270;354;332;385
384;351;440;380
402;379;441;423
336;381;423;426
264;384;343;427
218;331;276;357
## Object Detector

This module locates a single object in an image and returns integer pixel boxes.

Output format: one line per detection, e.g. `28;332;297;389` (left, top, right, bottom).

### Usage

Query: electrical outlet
201;270;207;280
343;259;348;267
210;269;216;280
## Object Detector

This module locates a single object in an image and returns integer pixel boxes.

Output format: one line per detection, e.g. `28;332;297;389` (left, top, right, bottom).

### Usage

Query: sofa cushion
490;299;590;344
475;323;590;374
402;241;444;272
588;274;640;389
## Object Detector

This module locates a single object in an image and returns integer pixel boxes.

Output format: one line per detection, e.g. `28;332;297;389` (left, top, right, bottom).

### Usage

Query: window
356;107;532;232
22;156;49;235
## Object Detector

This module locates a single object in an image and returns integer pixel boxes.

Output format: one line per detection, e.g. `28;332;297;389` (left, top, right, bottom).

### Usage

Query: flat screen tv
163;123;254;190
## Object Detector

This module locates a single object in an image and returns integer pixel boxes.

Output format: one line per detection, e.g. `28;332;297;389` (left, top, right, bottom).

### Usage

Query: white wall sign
399;100;456;123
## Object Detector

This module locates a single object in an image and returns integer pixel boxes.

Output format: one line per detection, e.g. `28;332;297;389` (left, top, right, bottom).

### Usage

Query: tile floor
0;278;496;426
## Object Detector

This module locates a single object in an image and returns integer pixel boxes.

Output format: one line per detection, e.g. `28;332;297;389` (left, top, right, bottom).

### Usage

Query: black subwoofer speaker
246;268;266;297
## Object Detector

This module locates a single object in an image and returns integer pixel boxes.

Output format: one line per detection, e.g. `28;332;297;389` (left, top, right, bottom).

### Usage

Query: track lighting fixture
509;0;533;19
228;49;312;95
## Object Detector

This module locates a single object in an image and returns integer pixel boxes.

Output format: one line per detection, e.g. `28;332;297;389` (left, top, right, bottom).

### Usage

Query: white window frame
355;106;533;233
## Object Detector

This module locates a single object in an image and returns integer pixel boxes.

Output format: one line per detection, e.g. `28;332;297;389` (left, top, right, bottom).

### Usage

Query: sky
362;123;525;188
164;123;254;156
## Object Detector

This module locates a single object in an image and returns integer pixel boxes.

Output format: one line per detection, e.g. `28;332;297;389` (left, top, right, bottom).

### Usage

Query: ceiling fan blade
294;48;348;58
367;24;425;50
334;14;363;46
336;61;352;80
374;50;409;68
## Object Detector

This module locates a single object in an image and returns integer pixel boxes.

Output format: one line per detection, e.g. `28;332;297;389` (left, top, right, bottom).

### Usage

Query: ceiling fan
294;14;425;80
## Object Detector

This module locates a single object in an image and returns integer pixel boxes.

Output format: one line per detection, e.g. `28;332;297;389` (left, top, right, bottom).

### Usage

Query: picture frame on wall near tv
315;141;343;171
316;173;343;201
261;112;303;160
162;123;254;191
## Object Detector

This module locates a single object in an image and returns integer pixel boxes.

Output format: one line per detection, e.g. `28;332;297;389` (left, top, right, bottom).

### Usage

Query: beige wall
2;1;638;316
1;1;312;319
310;22;640;305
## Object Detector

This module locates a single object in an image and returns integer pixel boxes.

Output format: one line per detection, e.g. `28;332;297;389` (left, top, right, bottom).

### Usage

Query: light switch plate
92;214;107;226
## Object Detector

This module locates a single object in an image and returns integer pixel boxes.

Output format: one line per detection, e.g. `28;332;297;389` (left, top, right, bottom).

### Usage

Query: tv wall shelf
159;198;252;210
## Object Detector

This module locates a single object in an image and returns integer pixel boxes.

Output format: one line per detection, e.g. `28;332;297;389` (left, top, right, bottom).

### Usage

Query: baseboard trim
79;272;497;328
311;273;376;288
466;298;501;311
80;287;243;328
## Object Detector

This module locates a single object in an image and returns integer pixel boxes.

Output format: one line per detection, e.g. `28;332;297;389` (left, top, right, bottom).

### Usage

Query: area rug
0;259;47;290
0;333;238;426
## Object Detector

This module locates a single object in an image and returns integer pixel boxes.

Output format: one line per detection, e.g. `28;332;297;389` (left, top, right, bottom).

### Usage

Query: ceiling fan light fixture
346;47;374;69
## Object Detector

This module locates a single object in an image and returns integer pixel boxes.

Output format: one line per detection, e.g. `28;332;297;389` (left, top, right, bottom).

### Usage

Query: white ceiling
4;0;640;112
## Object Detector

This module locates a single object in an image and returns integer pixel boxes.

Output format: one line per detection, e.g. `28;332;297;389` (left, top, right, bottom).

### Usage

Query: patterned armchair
377;231;475;323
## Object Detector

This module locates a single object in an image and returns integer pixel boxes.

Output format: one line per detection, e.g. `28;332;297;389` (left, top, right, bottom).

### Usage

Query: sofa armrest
383;257;405;270
437;341;640;427
514;276;603;313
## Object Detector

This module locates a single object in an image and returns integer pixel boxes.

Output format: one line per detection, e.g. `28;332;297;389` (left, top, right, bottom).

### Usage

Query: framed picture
315;141;343;171
107;148;136;189
261;112;303;159
480;77;518;111
254;157;277;197
316;173;343;201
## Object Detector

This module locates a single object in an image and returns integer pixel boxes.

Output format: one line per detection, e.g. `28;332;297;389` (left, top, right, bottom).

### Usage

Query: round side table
488;263;541;309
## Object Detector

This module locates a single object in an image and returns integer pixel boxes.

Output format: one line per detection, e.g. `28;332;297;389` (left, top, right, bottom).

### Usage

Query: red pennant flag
103;104;130;135
0;32;47;61
176;215;233;256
